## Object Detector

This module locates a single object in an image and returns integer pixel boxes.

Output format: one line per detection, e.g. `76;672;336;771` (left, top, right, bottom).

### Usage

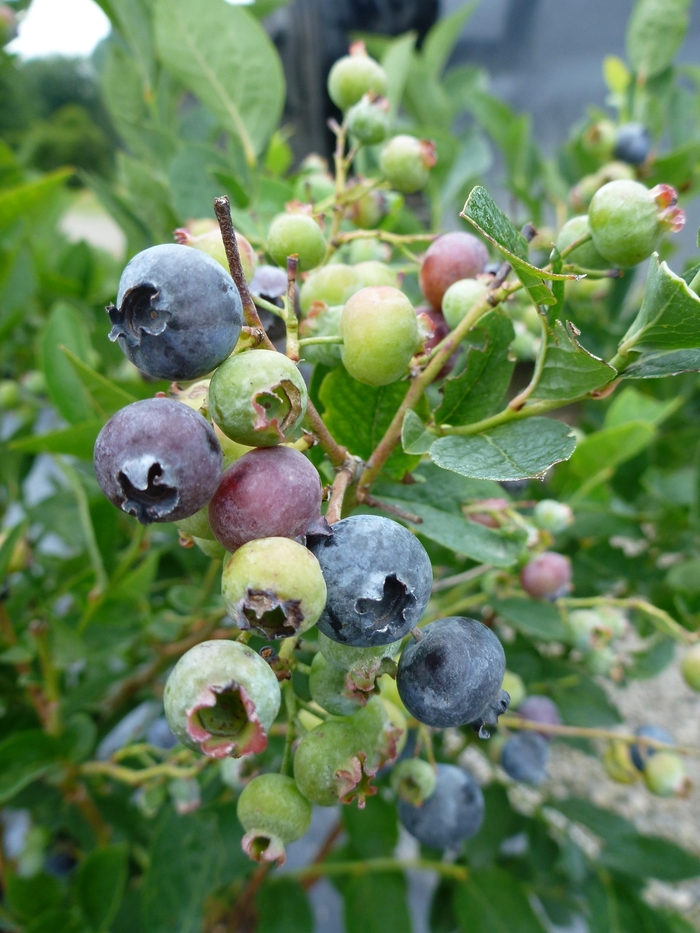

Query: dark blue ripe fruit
398;764;484;850
94;397;222;524
308;515;432;647
614;122;651;165
630;724;674;771
397;617;507;731
107;243;243;381
501;732;549;784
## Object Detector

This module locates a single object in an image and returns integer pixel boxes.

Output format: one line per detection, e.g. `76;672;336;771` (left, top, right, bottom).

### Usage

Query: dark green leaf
429;880;459;933
461;187;572;306
463;784;526;870
5;872;63;922
373;497;526;567
620;255;700;354
627;0;691;78
25;908;82;933
256;879;313;933
604;386;681;428
434;311;514;425
622;348;700;378
141;808;225;933
168;144;240;220
343;873;411;933
627;638;675;680
550;674;622;727
41;303;94;424
452;866;547;933
154;0;285;165
430;418;576;481
491;598;568;641
562;422;655;480
60;713;98;764
10;421;104;459
78;844;129;931
532;321;616;402
0;246;36;341
0;731;60;804
401;409;436;454
320;368;429;479
62;347;138;419
344;795;398;858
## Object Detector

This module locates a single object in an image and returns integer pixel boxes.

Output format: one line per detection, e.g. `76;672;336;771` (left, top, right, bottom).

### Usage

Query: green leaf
461;187;573;306
141;808;225;933
343;874;411;933
168;144;240;220
0;731;59;804
0;246;36;341
623;348;700;378
550;672;622;727
0;170;72;232
434;310;514;425
532;321;616;402
491;598;568;641
627;0;691;78
82;170;152;258
101;0;155;87
343;794;398;858
604;385;681;428
0;521;29;582
40;303;94;425
603;55;632;93
401;409;436;455
563;422;655;480
452;866;547;933
620;255;700;354
61;347;137;418
154;0;285;165
646;141;700;189
5;872;63;922
10;421;104;459
78;844;129;931
422;2;477;79
256;879;312;933
381;32;417;120
319;368;429;479
430;418;576;481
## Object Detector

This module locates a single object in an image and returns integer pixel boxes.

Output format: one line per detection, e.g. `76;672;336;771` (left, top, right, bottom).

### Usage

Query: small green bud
501;670;526;710
390;759;437;806
347;94;390;145
533;499;574;534
379;135;437;194
267;212;326;272
644;751;690;797
681;643;700;691
327;42;388;111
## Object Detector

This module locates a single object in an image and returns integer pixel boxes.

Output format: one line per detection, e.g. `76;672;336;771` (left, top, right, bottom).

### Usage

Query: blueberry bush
3;0;700;931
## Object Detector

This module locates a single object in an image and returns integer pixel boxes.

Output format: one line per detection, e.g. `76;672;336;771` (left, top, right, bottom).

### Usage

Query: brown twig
303;400;348;468
326;459;358;524
228;863;271;933
301;820;344;890
362;495;423;525
213;196;275;350
285;255;300;361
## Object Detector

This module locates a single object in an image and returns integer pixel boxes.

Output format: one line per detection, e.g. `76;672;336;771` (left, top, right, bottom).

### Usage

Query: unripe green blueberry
379;135;437;194
681;643;700;691
602;741;639;785
299;264;361;316
581;119;617;160
441;278;489;330
347;188;401;229
298;304;343;367
177;508;216;540
192;536;227;559
327;43;388;111
309;652;367;716
310;634;400;714
348;238;390;263
566;609;608;652
347;94;390;145
555;216;607;269
353;260;399;289
221;537;327;638
163;639;280;758
340;285;419;386
237;774;312;865
589;180;684;267
643;751;690;797
175;224;257;283
533;499;574;534
293;720;369;806
209;350;307;447
584;645;617;676
510;321;540;361
293;171;336;205
0;379;20;409
267;213;326;271
317;631;400;671
390;759;437;807
501;670;526;710
352;695;407;769
569;161;635;212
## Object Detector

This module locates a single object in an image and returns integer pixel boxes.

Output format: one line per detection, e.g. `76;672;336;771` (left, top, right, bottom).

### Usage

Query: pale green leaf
401;409;435;455
533;321;616;402
620;255;700;355
627;0;691;78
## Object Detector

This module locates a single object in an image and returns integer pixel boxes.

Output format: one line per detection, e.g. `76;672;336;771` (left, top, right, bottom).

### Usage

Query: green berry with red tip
299;264;361;316
681;643;700;691
328;43;388;111
643;751;690;797
163;639;280;758
221;537;327;639
390;759;437;807
347;94;390;145
340;285;419;386
267;213;326;271
310;635;400;715
209;349;307;447
309;653;367;716
293;720;370;807
588;180;685;267
237;774;312;865
379;135;437;194
441;278;489;330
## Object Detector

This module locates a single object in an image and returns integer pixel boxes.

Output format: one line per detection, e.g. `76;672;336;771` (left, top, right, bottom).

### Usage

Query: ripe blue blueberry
517;695;561;741
93;398;222;524
398;764;484;850
500;733;549;784
308;515;433;647
630;724;674;771
396;617;507;731
107;243;243;381
614;122;651;165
